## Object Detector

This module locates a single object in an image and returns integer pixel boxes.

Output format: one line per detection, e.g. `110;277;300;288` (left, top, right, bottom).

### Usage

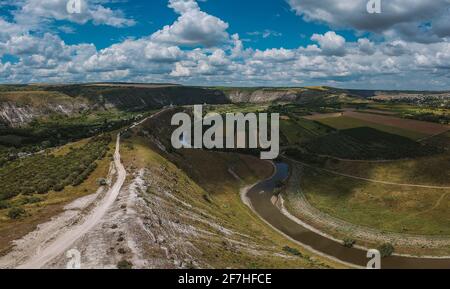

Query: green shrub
117;260;133;269
19;196;42;205
7;207;26;219
121;131;132;139
53;183;65;192
343;238;356;248
282;246;303;257
97;178;108;186
378;243;395;258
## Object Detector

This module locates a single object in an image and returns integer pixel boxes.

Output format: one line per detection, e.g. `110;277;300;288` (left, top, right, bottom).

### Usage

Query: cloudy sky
0;0;450;89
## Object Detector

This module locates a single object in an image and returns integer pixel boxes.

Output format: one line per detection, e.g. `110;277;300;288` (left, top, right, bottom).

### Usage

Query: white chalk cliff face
226;89;299;104
0;86;304;127
0;101;90;127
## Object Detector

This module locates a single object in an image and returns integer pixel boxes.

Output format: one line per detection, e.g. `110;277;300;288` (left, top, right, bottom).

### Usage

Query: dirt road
17;134;126;269
13;110;169;269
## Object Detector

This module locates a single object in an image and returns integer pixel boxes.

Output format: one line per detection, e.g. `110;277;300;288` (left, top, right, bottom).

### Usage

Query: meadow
296;166;450;236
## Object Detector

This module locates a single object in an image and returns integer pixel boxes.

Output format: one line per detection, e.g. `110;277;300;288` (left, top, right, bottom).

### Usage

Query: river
246;162;450;269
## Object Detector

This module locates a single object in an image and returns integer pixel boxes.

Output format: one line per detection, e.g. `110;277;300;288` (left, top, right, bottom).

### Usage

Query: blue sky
54;0;358;50
0;0;450;89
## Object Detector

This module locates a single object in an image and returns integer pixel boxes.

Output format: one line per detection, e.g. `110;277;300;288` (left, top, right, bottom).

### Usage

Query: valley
0;84;449;268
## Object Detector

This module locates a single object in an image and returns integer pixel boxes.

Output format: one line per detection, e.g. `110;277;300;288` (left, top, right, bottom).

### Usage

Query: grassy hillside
296;165;450;236
43;84;230;109
0;90;81;106
119;132;337;268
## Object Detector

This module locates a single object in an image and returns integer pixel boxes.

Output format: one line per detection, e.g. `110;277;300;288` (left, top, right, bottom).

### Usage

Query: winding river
246;162;450;269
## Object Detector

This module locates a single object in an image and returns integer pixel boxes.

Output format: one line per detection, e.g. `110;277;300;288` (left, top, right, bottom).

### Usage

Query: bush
343;238;356;248
117;260;133;269
97;178;108;186
378;243;395;258
7;207;26;219
121;131;132;139
19;196;42;205
282;246;303;257
53;183;65;192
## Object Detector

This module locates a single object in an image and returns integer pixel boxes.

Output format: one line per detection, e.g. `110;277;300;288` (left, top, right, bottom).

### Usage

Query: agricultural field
205;103;269;115
0;134;111;202
315;116;426;140
345;111;449;135
280;117;333;146
367;104;450;125
301;127;440;160
272;92;450;257
0;136;115;255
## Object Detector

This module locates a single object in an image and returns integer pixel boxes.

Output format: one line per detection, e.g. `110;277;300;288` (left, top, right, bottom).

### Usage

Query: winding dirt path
17;133;126;269
13;110;169;269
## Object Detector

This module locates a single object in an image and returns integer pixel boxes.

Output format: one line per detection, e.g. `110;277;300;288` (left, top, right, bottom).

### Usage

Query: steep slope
0;91;90;127
0;84;230;127
0;109;338;268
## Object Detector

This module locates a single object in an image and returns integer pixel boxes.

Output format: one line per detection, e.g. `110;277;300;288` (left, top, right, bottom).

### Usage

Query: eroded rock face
226;89;300;103
0;101;90;127
0;102;35;126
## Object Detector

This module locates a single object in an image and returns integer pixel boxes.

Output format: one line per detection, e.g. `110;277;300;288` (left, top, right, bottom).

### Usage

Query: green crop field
302;127;440;160
367;104;450;125
206;103;269;115
316;116;427;140
280;117;333;146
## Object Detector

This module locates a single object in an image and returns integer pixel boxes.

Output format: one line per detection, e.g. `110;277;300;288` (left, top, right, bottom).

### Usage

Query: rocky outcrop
0;84;331;127
0;99;90;127
225;89;301;103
